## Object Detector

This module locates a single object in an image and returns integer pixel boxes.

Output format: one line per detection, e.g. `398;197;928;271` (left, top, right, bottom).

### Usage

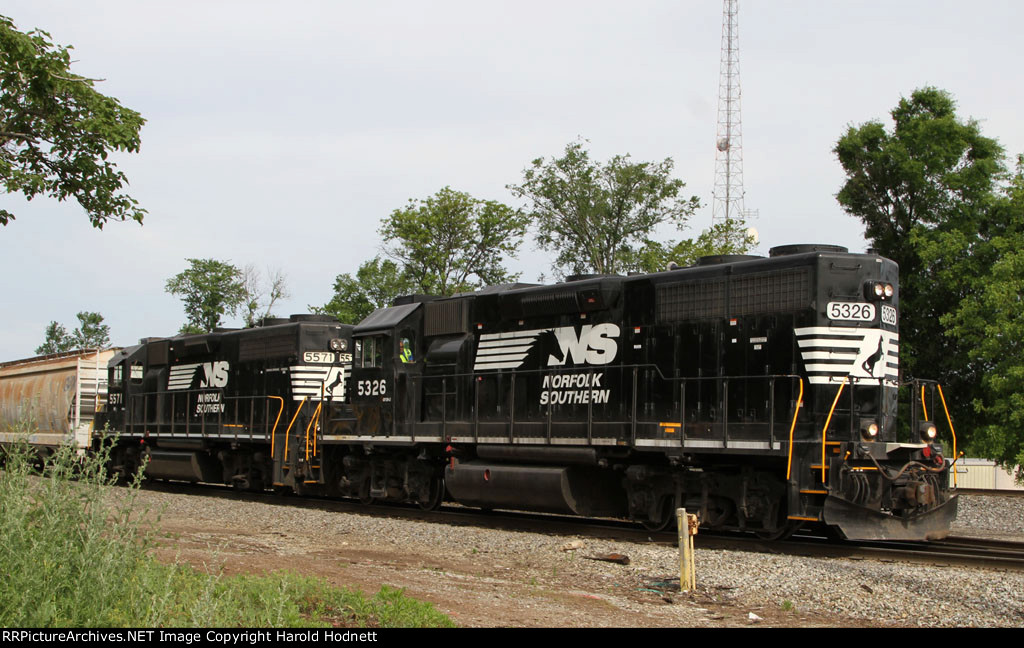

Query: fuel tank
444;460;627;517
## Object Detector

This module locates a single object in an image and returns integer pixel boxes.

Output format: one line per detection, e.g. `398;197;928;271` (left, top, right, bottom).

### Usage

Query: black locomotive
98;244;958;540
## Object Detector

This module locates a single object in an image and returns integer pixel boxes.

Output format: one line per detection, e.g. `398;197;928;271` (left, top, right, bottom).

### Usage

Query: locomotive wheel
754;520;801;541
416;478;445;511
639;498;675;532
358;477;375;505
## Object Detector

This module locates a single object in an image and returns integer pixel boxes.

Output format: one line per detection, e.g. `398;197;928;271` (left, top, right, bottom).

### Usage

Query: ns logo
199;361;230;388
538;324;620;367
544;321;614;364
168;360;231;391
473;323;621;372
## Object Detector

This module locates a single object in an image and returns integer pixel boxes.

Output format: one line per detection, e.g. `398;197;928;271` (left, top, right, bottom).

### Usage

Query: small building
951;457;1024;491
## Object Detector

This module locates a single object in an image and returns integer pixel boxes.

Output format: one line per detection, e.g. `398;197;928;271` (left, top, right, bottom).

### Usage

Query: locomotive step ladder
299;400;325;486
271;396;326;489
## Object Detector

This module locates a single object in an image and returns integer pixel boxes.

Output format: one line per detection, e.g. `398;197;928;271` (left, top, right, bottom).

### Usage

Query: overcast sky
2;0;1023;361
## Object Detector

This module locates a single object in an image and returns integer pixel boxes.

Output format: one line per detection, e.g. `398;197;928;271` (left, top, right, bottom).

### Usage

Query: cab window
355;336;387;368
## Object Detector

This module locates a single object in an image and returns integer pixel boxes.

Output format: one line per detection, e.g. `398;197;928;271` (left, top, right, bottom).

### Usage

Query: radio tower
711;0;747;227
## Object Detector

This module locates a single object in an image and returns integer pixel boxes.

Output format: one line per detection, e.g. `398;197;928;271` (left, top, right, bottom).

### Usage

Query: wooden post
677;508;698;591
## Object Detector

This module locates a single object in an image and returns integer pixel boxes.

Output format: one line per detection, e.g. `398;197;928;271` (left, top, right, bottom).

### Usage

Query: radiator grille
424;300;468;337
656;268;810;322
239;334;297;362
656;278;727;322
730;268;811;315
519;289;579;316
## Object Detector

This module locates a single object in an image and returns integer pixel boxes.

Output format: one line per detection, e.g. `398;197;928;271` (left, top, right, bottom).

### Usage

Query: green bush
0;438;159;626
0;438;454;627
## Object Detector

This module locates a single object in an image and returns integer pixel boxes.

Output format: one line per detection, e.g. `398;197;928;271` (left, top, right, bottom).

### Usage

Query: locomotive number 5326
356;379;387;397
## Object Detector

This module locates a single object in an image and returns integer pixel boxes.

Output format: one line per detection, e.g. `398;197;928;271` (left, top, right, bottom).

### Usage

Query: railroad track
853;536;1024;571
139;480;1024;571
698;532;1024;571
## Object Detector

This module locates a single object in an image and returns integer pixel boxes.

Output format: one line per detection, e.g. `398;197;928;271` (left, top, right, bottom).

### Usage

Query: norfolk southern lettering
540;371;610;405
195;391;225;414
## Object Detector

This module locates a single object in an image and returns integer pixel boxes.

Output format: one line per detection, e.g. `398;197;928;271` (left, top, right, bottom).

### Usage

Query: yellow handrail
921;385;929;421
820;376;848;484
785;379;804;480
283;397;307;463
304;401;323;462
267;396;285;458
936;384;958;488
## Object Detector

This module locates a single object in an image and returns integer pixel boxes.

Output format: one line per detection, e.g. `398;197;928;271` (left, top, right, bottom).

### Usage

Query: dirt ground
149;509;886;628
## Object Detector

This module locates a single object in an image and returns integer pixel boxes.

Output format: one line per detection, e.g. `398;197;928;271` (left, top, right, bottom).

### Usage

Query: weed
0;435;454;627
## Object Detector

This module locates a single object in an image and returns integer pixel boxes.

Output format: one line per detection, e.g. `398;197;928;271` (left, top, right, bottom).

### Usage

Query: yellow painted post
677;508;698;591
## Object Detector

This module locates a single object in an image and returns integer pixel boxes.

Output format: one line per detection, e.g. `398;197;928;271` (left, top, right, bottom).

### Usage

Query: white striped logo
168;361;229;390
473;324;620;372
168;363;201;391
290;363;352;402
795;326;898;386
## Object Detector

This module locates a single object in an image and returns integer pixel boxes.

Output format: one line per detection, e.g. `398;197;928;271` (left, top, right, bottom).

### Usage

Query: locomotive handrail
785;378;804;480
121;390;280;442
937;384;958;487
904;378;958;482
412;365;806;450
283;397;307;464
820;376;849;484
305;400;323;462
268;396;285;458
921;384;930;421
416;363;804;386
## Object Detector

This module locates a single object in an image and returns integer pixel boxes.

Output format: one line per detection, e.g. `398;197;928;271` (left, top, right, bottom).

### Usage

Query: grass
0;436;455;628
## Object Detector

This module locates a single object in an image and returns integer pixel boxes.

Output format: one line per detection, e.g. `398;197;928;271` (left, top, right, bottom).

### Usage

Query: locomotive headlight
919;422;938;443
860;419;879;441
329;338;348;352
864;281;895;301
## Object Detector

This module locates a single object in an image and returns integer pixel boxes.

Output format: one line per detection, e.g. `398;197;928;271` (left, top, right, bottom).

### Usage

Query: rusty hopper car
0;349;116;452
93;244;957;540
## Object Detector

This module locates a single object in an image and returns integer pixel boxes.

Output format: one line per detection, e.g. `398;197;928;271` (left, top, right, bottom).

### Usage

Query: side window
130;362;143;383
355;336;388;368
373;335;384;367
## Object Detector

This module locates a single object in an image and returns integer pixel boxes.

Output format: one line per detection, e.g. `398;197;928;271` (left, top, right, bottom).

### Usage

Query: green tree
165;259;246;334
35;321;73;355
630;216;758;274
923;156;1024;478
508;140;700;277
834;87;1008;450
70;311;110;348
0;15;145;228
316;257;416;324
381;187;528;295
35;311;110;354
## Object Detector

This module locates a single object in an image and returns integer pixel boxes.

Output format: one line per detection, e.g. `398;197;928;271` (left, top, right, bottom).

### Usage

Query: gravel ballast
135;488;1024;628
